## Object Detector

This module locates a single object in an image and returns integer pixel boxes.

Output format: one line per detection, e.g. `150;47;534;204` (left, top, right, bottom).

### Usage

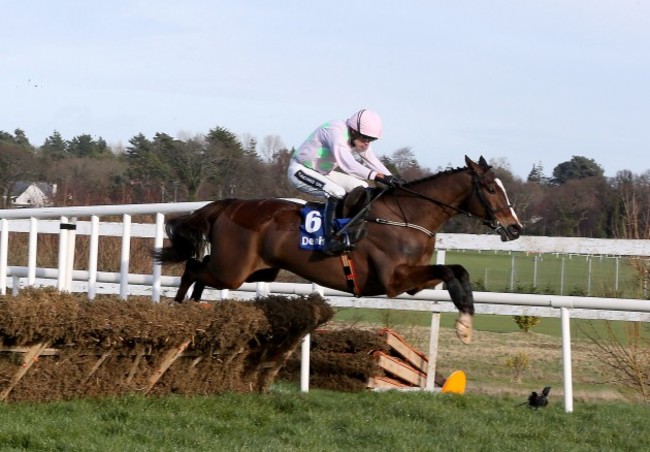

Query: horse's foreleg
433;268;474;345
447;264;474;312
445;264;475;315
445;264;475;344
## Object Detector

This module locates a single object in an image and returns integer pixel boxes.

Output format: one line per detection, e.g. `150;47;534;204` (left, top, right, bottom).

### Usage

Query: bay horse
154;156;523;344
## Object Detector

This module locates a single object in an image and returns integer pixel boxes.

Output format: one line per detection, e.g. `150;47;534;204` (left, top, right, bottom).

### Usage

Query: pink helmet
346;109;383;139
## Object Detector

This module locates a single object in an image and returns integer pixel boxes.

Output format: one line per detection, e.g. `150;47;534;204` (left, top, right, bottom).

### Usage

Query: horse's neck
407;172;473;229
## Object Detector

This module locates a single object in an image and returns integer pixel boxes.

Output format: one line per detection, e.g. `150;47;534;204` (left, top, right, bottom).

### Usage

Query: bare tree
259;134;286;162
582;321;650;403
49;157;128;206
385;147;431;180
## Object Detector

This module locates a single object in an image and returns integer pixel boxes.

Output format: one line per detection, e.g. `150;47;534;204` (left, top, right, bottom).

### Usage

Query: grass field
442;250;647;299
0;387;648;451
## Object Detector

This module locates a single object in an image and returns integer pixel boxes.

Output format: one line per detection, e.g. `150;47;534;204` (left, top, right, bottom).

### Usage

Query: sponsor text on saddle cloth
299;205;350;251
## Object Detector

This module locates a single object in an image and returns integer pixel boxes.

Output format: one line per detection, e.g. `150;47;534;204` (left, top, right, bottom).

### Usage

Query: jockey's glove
377;174;404;187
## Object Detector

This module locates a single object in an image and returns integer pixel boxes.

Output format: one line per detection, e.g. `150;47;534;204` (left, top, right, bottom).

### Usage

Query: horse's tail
152;199;234;264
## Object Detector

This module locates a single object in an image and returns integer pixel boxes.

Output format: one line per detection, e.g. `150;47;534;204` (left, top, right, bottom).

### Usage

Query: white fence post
301;283;325;393
65;217;77;292
57;216;69;291
152;213;165;302
561;307;574;413
425;249;447;388
560;256;565;295
587;256;593;296
435;249;446;289
119;214;132;300
27;217;38;286
425;310;441;391
88;215;99;300
256;282;270;297
300;334;311;393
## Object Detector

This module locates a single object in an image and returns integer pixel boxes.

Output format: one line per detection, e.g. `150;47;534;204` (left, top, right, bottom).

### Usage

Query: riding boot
321;197;347;256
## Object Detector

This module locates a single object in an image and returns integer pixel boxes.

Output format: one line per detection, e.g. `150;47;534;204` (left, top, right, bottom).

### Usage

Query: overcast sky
2;0;649;179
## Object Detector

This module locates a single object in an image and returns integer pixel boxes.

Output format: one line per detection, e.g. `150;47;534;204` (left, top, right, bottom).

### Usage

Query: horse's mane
402;165;468;187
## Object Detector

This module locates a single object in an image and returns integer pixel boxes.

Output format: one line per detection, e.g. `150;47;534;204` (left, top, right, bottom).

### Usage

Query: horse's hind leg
175;258;203;302
178;255;248;302
245;268;280;283
189;255;210;301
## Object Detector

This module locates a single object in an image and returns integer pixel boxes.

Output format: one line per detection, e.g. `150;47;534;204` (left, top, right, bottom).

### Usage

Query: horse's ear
478;156;489;167
465;155;480;172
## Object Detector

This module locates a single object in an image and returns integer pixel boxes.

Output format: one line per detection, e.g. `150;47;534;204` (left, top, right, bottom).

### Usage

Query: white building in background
10;182;57;207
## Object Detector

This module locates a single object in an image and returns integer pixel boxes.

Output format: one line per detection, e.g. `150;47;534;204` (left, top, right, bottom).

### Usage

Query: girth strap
339;252;361;297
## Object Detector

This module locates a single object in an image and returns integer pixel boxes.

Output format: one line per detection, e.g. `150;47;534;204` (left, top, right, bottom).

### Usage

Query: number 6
305;210;322;233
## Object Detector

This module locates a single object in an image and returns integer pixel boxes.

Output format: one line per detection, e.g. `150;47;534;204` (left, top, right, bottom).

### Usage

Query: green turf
0;389;647;451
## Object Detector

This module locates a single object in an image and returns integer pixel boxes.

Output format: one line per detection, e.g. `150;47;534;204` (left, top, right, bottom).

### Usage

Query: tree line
1;127;649;240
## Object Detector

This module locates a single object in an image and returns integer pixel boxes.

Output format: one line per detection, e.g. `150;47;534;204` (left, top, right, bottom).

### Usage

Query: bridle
469;172;516;233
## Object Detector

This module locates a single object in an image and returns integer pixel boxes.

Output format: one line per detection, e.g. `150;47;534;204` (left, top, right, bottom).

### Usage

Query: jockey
288;109;402;255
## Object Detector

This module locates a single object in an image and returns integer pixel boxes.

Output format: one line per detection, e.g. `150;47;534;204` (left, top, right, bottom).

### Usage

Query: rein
334;169;509;240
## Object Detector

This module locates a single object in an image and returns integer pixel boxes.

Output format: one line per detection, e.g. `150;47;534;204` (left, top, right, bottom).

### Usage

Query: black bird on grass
527;386;551;408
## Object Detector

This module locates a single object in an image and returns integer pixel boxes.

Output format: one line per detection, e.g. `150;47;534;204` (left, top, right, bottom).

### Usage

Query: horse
154;156;523;344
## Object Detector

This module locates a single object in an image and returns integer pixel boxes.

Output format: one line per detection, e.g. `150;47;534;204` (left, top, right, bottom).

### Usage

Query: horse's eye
486;185;496;195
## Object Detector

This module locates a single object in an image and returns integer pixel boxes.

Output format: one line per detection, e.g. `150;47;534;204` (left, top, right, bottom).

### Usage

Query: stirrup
321;237;349;256
322;230;356;256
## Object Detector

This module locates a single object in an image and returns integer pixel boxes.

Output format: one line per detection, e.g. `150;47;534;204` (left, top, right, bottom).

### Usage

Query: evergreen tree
41;131;68;160
0;129;34;150
13;129;31;148
67;134;111;158
552;156;604;184
527;162;547;184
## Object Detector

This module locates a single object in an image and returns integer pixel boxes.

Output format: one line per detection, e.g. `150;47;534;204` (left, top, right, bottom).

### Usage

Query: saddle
344;186;372;217
305;186;373;250
333;186;373;246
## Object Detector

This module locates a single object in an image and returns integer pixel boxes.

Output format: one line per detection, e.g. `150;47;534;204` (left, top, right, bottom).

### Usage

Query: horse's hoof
455;315;473;344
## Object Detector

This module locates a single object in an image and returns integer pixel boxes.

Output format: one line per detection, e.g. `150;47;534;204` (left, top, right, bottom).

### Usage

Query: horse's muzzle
498;223;523;242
